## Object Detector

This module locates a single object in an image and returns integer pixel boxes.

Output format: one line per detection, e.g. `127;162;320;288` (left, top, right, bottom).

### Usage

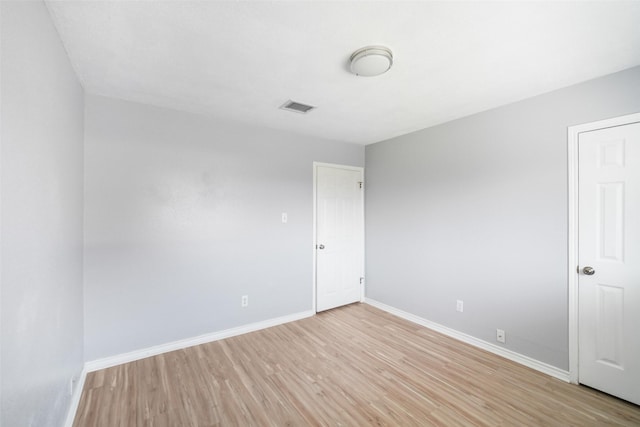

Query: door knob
582;266;595;275
318;244;325;250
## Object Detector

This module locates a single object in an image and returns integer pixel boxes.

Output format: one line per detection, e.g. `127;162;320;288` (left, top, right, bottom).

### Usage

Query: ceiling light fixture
350;46;393;77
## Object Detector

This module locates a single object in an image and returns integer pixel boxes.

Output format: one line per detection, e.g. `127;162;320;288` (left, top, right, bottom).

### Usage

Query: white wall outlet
69;377;76;396
496;329;506;343
456;300;464;312
281;212;288;223
241;295;248;307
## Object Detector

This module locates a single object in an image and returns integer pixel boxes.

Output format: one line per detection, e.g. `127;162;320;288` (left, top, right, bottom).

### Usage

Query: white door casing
568;113;640;405
314;163;364;312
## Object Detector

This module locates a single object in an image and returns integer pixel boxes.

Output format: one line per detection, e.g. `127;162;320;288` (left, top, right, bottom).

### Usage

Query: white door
578;121;640;405
315;164;364;312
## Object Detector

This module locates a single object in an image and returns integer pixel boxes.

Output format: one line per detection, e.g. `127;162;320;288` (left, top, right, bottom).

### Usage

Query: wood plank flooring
73;303;640;426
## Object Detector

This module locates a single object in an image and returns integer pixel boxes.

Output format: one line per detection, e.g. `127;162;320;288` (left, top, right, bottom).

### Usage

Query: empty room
2;1;640;426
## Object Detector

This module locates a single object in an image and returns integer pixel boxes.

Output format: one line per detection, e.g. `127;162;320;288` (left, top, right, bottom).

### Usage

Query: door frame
312;162;365;313
567;111;640;384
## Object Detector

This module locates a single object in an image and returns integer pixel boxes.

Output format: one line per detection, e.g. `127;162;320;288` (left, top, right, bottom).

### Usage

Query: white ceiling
45;1;640;145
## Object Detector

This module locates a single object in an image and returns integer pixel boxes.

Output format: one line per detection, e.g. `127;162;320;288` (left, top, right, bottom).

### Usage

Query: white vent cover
280;100;316;114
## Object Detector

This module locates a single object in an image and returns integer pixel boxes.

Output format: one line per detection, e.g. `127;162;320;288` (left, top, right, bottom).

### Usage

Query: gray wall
84;95;364;361
365;66;640;370
1;2;85;426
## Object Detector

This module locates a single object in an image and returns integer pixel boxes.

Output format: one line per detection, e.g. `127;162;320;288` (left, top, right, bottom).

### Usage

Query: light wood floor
73;303;640;426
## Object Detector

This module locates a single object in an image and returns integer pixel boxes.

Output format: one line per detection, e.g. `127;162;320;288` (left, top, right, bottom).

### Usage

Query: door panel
578;122;640;405
595;284;624;369
597;182;624;261
315;165;363;312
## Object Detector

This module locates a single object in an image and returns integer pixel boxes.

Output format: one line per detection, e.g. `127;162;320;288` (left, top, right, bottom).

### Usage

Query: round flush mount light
350;46;393;77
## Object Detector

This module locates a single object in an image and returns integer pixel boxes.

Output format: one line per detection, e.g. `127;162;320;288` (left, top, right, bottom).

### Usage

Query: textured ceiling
45;1;640;145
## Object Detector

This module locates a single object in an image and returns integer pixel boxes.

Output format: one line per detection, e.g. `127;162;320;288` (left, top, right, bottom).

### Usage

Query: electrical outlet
281;212;288;223
456;300;464;312
496;329;506;343
241;295;248;307
69;377;76;396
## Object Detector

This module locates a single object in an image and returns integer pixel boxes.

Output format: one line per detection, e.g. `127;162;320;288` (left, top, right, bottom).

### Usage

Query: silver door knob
582;266;595;275
318;244;325;250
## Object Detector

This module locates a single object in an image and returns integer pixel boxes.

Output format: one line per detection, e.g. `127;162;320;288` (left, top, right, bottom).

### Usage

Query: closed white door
578;121;640;405
315;164;363;312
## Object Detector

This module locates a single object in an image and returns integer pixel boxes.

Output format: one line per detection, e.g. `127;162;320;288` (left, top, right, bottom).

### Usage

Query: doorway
313;162;364;312
568;113;640;405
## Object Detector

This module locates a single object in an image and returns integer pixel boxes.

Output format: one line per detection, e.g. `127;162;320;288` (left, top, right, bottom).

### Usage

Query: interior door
578;121;640;405
315;164;363;312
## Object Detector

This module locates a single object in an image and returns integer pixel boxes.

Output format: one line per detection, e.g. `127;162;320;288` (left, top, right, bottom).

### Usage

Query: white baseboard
84;310;315;373
63;366;87;427
365;298;570;382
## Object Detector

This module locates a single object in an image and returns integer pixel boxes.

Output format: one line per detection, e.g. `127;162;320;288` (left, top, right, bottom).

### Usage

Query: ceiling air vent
280;100;316;114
